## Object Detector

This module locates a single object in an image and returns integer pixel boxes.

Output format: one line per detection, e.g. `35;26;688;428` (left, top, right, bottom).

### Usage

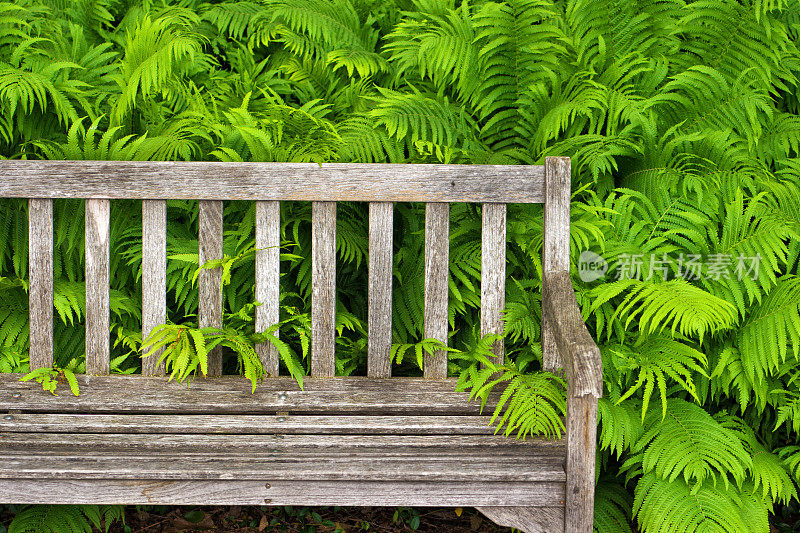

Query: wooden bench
0;157;602;533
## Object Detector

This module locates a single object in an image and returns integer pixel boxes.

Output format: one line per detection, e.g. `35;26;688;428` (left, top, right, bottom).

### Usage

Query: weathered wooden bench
0;157;601;533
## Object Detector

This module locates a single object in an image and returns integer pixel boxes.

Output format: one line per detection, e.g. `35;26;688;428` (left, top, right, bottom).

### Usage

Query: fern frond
737;274;800;384
369;88;482;156
598;397;644;458
8;505;124;533
0;58;83;126
594;478;634;533
611;336;707;418
269;0;387;77
112;15;207;122
589;278;736;343
703;189;795;318
383;1;479;101
627;398;751;487
633;473;767;533
676;0;797;93
459;355;567;441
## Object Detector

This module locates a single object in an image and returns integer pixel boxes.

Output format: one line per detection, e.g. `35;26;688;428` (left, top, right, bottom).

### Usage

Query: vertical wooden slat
312;201;336;378
481;203;506;367
424;202;449;379
255;200;280;377
543;156;571;372
28;199;53;370
199;200;223;377
368;202;393;378
141;200;166;376
85;198;110;375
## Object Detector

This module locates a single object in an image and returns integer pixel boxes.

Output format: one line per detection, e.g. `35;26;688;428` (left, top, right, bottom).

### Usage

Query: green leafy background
2;0;800;531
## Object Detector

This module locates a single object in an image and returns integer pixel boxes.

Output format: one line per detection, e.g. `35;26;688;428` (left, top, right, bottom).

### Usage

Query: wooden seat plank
0;432;564;452
0;453;565;482
0;479;566;507
0;375;492;414
0;413;503;435
0;433;563;453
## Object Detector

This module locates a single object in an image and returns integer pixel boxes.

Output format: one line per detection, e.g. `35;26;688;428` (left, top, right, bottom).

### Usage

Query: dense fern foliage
2;0;800;531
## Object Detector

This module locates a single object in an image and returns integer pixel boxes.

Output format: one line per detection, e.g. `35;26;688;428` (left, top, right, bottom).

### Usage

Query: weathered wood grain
141;200;166;376
312;201;336;377
368;202;393;377
0;479;565;507
0;375;492;415
481;203;506;367
542;271;602;398
0;454;565;482
477;507;565;533
1;433;563;456
0;436;560;458
198;200;223;377
565;395;597;533
424;202;449;379
543;156;571;373
255;200;280;376
0;161;545;203
0;414;505;436
28;198;53;370
85;199;110;375
0;411;561;434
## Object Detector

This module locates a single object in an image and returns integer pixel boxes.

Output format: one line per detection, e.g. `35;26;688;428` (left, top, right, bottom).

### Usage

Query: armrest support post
542;269;602;533
542;271;603;398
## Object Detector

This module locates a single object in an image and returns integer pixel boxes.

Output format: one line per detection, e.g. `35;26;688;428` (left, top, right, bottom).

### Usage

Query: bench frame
0;157;601;533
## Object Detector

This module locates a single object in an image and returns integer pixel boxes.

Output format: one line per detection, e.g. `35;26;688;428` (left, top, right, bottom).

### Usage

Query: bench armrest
542;271;603;398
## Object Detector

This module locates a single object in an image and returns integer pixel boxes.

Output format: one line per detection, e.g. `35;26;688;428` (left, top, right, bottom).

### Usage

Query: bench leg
565;394;598;533
476;506;564;533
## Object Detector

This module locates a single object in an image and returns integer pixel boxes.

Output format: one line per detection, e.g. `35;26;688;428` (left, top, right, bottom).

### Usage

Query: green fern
19;362;80;396
8;504;124;533
456;338;567;441
626;398;751;487
589;278;737;343
737;275;800;384
609;336;707;418
633;473;768;533
594;478;634;533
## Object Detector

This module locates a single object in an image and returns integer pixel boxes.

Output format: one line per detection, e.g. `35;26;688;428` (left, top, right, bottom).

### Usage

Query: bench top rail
0;161;544;203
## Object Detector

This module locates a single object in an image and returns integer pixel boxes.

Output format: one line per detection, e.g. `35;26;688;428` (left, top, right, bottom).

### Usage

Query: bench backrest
0;158;571;378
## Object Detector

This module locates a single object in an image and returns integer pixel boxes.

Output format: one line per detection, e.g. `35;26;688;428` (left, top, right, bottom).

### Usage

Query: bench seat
0;374;566;512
